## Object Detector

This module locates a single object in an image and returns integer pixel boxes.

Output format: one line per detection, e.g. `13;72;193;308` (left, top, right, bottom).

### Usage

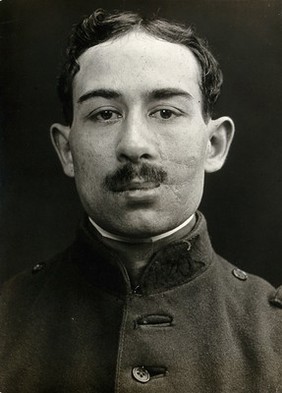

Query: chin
114;213;176;238
87;199;185;238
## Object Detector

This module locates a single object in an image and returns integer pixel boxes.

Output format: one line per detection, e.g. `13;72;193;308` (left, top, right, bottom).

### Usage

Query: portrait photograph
1;0;282;391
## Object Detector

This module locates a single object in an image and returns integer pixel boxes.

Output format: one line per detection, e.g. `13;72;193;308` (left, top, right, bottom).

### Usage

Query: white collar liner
89;214;195;244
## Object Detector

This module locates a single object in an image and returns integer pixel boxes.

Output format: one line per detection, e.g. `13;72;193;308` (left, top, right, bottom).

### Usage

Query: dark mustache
104;162;168;192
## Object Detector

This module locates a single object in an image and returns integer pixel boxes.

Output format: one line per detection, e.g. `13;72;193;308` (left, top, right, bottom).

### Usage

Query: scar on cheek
170;185;185;201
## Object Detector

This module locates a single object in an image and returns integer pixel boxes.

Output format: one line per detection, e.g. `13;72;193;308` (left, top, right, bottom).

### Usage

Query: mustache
104;162;168;192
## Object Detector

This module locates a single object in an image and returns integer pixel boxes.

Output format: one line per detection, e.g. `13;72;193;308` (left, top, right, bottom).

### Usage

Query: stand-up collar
72;211;215;297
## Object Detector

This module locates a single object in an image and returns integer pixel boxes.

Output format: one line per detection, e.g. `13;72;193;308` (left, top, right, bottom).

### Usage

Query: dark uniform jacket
0;212;282;392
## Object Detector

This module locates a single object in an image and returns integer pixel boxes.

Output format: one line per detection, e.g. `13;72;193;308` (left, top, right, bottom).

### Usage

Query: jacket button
132;367;150;383
232;268;248;281
32;263;46;274
132;285;142;295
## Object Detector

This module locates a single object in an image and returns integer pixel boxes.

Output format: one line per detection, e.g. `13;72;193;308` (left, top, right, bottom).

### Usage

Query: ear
50;123;74;177
204;116;235;173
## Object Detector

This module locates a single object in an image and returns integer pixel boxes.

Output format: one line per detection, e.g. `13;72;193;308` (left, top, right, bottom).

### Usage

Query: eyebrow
77;87;194;104
148;88;194;101
77;89;121;104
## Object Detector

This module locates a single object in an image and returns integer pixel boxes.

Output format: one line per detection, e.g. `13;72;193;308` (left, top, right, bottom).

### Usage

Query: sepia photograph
1;0;282;391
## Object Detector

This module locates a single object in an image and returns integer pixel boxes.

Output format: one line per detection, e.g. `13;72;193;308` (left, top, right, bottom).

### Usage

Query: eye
89;109;122;122
149;108;181;120
159;109;173;119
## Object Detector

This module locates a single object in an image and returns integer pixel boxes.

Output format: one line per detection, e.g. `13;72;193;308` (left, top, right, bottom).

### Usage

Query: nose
116;114;159;163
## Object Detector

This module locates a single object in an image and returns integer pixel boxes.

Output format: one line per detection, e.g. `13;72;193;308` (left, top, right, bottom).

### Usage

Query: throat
101;238;154;288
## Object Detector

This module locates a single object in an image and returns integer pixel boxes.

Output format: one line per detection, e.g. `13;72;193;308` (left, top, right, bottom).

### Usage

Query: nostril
141;153;151;160
118;153;131;162
117;151;153;164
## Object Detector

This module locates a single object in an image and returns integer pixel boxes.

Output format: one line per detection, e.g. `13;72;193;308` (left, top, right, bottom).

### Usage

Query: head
51;9;234;237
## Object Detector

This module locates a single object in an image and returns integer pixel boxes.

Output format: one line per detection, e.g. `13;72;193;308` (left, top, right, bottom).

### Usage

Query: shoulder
214;254;282;324
0;245;76;309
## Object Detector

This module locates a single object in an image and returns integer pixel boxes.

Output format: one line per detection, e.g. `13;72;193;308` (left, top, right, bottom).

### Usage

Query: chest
1;282;280;393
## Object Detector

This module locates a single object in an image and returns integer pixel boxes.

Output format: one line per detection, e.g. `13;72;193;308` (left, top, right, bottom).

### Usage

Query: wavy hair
58;9;223;124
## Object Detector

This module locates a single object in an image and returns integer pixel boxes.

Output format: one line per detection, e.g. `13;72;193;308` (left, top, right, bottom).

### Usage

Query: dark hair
58;9;223;125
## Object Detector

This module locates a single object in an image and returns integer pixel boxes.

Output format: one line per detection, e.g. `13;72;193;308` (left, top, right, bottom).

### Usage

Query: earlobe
204;116;235;173
50;123;74;178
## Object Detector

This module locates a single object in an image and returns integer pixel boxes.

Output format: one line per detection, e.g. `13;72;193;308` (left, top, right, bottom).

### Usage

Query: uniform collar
72;211;214;297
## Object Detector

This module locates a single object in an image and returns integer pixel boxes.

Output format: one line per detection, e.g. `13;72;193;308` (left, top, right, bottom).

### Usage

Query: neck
89;215;195;244
89;215;196;287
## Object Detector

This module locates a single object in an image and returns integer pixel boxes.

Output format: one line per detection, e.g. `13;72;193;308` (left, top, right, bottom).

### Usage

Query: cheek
161;132;208;184
70;138;105;190
70;130;111;172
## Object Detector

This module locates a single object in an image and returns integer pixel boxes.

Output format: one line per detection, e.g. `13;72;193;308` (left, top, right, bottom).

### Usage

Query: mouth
113;180;161;193
112;181;161;204
121;181;160;192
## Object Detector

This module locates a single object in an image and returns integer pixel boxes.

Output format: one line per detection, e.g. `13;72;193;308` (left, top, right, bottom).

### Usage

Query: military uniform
0;212;281;392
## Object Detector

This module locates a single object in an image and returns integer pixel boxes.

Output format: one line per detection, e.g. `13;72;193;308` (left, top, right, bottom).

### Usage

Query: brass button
232;268;248;281
132;367;150;383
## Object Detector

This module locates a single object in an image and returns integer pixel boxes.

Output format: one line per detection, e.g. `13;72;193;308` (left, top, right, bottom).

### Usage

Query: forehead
73;31;202;102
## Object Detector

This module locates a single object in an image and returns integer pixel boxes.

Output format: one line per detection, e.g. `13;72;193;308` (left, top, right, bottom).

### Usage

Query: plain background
1;0;282;286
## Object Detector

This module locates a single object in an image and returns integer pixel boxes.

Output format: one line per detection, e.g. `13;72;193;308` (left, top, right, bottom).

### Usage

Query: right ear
50;123;74;178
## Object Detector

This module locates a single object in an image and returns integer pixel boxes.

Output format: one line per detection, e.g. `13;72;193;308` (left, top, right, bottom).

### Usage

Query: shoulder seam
269;285;282;308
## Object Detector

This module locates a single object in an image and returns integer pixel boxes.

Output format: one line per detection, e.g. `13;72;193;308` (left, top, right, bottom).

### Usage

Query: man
0;8;281;392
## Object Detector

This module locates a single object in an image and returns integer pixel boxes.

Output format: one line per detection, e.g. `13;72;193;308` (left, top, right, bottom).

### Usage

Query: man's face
57;32;228;237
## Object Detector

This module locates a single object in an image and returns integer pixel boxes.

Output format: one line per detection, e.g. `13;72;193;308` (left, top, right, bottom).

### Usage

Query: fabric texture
0;212;281;392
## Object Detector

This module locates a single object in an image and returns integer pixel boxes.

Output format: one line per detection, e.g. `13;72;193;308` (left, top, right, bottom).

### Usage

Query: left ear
204;116;235;173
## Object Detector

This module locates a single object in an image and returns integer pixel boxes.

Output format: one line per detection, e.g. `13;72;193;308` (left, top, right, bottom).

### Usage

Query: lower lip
118;187;159;203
